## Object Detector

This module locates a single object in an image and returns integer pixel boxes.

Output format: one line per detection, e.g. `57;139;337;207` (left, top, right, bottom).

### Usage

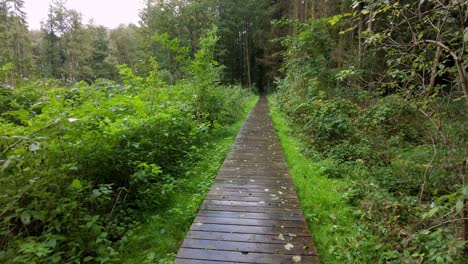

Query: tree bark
367;11;373;33
358;15;363;68
428;45;442;91
421;40;468;104
246;27;252;87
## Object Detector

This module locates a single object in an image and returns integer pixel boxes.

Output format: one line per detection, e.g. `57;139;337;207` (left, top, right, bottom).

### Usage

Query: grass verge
118;97;258;264
268;96;377;263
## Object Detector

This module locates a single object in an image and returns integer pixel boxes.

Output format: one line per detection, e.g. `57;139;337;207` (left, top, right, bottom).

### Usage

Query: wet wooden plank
181;239;316;256
207;190;297;198
205;195;299;203
189;223;310;236
200;205;303;214
175;97;319;263
177;248;320;263
202;200;300;208
211;185;295;191
215;173;290;179
214;179;293;185
197;210;304;221
186;231;312;244
194;216;307;228
175;259;236;264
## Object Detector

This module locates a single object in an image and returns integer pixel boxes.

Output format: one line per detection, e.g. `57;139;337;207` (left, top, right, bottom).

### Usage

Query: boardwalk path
175;97;319;263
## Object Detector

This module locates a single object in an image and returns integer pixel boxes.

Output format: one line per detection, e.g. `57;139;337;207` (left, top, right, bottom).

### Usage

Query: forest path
174;97;319;263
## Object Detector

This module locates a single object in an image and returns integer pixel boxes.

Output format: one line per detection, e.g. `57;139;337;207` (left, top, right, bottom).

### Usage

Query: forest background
0;0;467;263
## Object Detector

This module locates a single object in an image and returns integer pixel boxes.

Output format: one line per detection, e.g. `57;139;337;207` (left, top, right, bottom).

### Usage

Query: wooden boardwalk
175;97;319;264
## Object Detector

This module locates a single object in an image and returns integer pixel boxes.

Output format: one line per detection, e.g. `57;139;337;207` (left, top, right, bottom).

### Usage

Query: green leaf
1;159;12;175
70;179;83;189
464;28;468;42
455;199;463;213
328;15;342;26
83;256;94;262
20;212;31;225
423;207;439;219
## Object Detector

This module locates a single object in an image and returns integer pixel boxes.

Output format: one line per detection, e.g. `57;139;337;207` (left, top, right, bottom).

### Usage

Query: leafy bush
0;28;254;263
274;12;467;262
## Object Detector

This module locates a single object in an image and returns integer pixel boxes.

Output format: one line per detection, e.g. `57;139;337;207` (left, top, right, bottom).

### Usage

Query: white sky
24;0;145;30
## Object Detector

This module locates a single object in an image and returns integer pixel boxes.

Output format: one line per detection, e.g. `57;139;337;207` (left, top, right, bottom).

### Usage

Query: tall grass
119;97;258;263
268;96;380;263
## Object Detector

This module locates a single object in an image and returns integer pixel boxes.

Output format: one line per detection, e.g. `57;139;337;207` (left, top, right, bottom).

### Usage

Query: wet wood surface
175;97;319;263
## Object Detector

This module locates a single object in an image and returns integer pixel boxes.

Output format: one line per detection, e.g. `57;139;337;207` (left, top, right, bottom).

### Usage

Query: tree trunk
358;16;363;68
428;45;442;91
245;27;252;87
422;40;468;104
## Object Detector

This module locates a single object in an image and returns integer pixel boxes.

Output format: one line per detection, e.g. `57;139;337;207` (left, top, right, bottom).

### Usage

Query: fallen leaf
278;234;285;240
292;256;302;262
194;222;203;227
284;243;294;251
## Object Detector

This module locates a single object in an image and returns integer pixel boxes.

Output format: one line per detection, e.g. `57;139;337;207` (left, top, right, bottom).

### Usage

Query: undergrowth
272;15;467;263
269;97;381;263
0;27;256;263
119;97;257;263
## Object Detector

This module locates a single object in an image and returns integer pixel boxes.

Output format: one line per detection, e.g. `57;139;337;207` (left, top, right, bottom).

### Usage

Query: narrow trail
175;97;319;263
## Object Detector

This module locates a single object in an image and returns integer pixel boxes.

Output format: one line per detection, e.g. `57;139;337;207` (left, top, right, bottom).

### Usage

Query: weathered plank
194;216;307;228
175;97;320;263
176;248;320;263
200;205;303;214
197;210;304;221
205;195;299;203
186;231;312;244
189;223;310;236
181;239;316;256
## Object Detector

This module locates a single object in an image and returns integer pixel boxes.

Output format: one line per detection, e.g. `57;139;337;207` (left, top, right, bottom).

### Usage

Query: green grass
268;96;378;263
118;97;258;264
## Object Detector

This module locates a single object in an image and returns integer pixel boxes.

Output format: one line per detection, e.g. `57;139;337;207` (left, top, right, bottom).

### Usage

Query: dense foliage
1;0;467;263
0;22;254;262
274;0;467;262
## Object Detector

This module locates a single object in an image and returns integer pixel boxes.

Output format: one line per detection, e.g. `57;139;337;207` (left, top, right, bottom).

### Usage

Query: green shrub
358;95;424;143
0;52;254;263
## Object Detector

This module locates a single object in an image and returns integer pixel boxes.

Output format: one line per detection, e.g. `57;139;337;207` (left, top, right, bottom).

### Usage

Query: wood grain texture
175;97;320;263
